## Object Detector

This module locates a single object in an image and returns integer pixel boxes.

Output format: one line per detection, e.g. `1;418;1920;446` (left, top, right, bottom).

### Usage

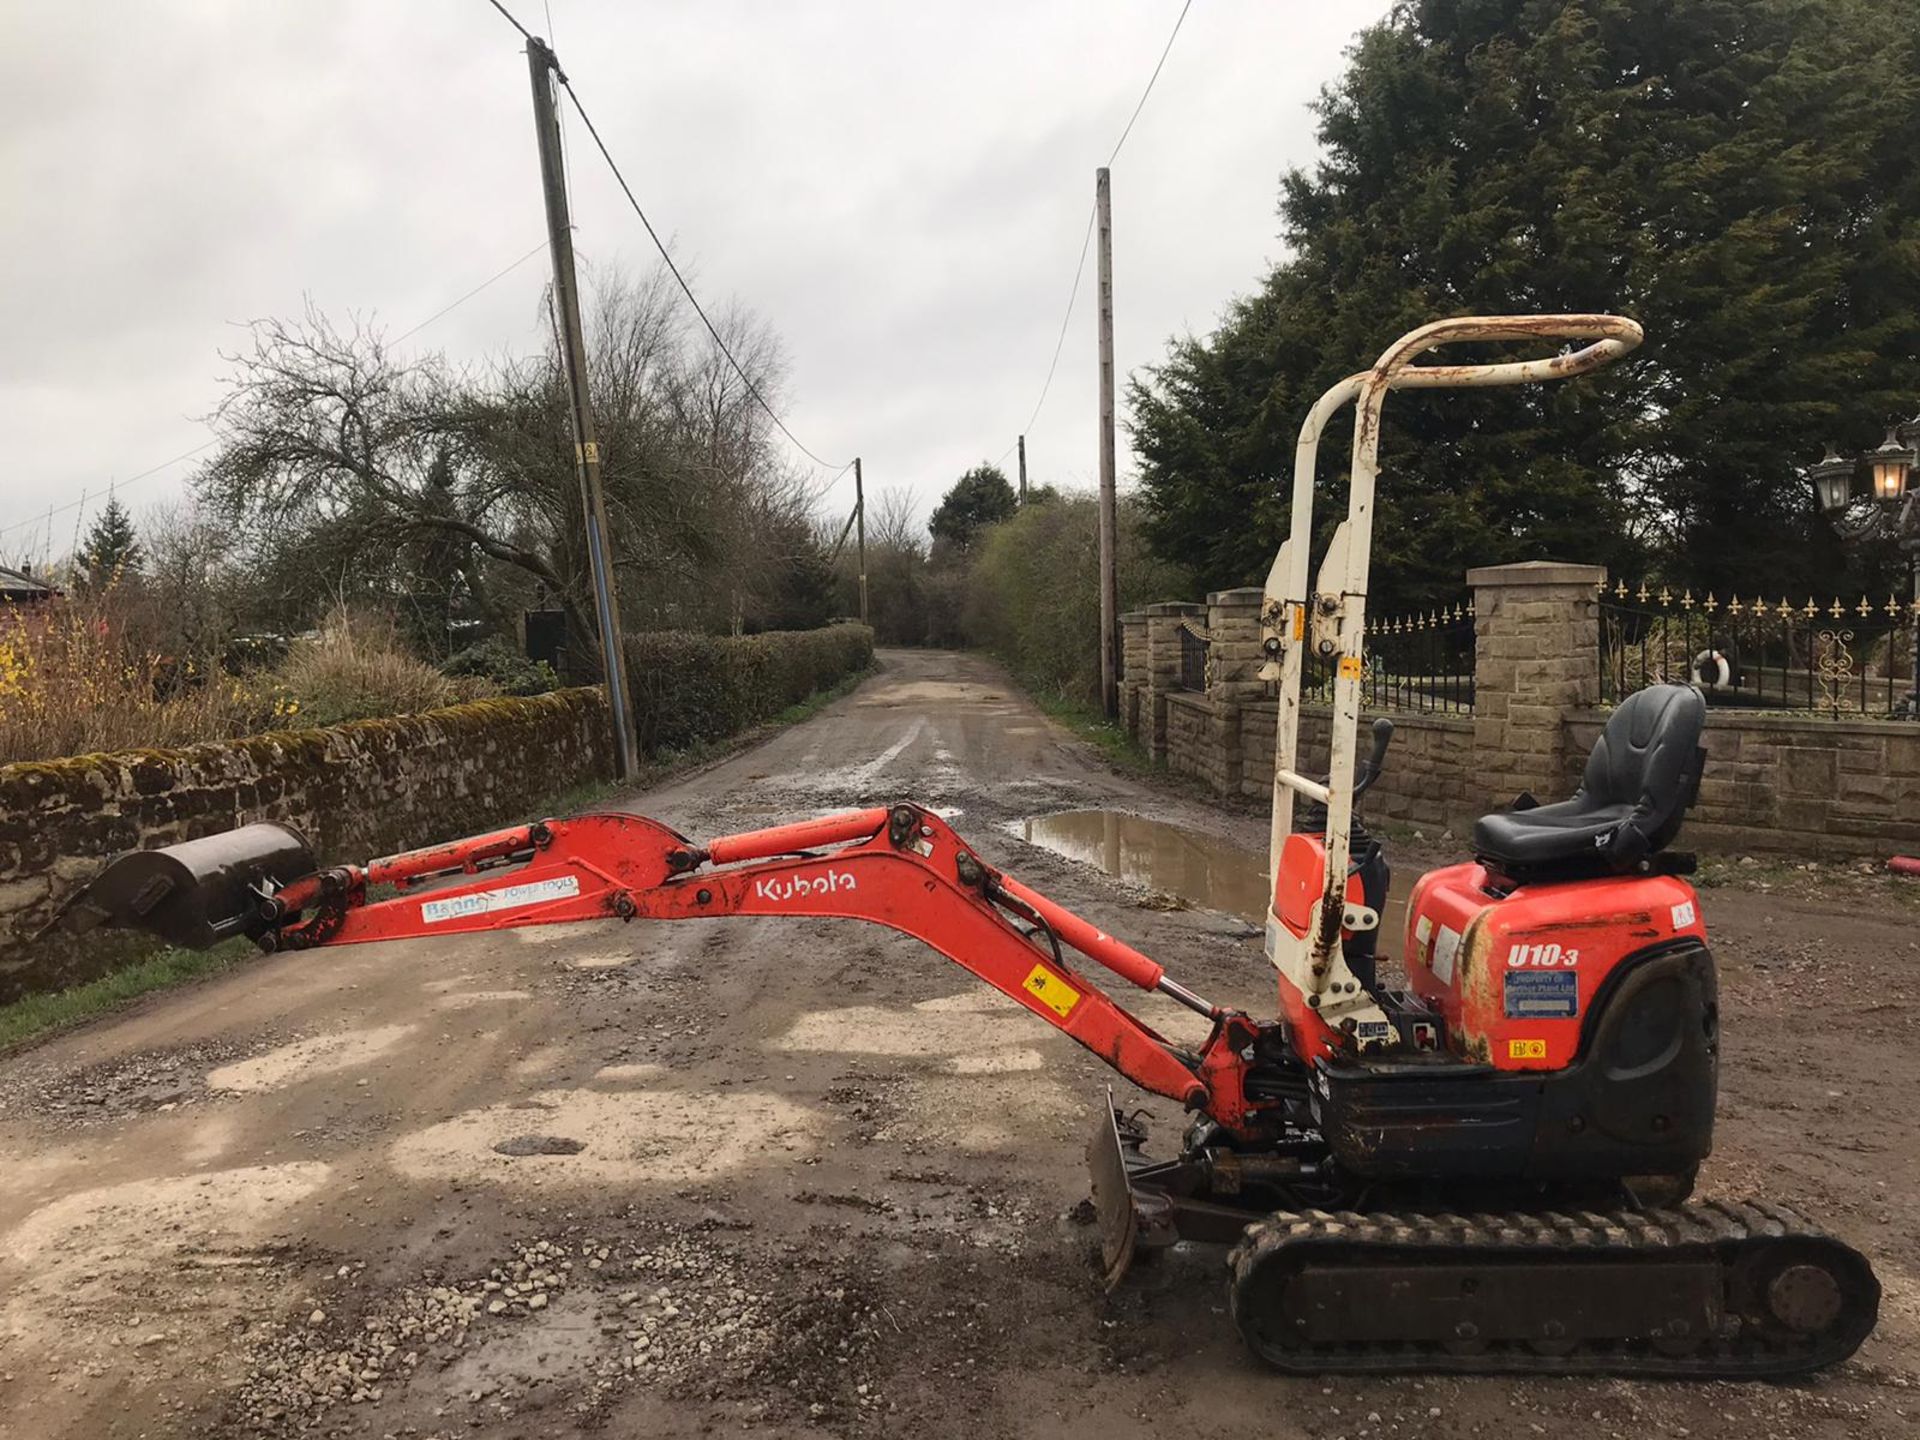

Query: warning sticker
1431;924;1461;986
421;874;579;924
1509;1038;1547;1060
1505;969;1579;1019
1022;964;1081;1019
1337;655;1364;680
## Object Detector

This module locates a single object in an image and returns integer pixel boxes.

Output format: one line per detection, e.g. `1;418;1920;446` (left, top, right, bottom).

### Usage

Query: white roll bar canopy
1262;314;1644;1026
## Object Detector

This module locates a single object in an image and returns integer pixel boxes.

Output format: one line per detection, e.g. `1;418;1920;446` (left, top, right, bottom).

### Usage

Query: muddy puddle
1019;809;1411;950
1020;811;1270;926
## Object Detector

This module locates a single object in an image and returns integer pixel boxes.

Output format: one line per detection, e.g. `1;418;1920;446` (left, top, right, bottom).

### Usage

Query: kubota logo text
753;871;858;903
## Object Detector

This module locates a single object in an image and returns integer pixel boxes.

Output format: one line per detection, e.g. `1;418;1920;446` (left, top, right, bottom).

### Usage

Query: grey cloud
0;0;1389;554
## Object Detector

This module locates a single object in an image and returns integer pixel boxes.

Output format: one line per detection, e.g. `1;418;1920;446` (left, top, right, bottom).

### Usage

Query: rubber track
1227;1198;1879;1377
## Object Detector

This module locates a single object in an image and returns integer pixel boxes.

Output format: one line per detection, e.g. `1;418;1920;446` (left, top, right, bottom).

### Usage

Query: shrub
440;636;558;697
624;623;873;752
963;494;1185;702
274;606;483;728
0;589;283;765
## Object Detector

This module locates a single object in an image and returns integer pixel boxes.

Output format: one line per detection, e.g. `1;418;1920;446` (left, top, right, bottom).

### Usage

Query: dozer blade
53;822;316;951
1087;1090;1142;1290
1086;1089;1197;1290
1229;1200;1880;1377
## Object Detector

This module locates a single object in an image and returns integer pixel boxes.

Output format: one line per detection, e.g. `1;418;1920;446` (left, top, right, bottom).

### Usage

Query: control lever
1294;716;1395;835
1352;717;1395;799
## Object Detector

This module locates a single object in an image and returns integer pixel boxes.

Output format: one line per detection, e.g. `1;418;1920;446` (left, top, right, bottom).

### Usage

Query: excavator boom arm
95;804;1227;1118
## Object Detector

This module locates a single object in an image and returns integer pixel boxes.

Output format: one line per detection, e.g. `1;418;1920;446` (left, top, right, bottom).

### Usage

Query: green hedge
624;623;873;753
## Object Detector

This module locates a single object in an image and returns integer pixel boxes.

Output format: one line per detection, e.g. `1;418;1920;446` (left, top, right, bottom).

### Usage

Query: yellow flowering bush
0;594;484;765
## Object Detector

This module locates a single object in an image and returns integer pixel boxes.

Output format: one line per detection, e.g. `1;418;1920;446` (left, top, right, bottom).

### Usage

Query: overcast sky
0;0;1392;560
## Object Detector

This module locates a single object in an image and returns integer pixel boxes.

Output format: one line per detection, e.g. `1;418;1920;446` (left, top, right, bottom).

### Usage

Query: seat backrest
1580;684;1707;853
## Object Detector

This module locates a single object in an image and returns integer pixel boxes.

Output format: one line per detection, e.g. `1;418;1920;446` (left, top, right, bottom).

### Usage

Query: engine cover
1402;861;1708;1072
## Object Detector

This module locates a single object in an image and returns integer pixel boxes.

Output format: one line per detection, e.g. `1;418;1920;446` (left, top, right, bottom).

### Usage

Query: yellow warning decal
1509;1038;1547;1060
1337;655;1363;680
1022;964;1081;1019
1291;606;1306;642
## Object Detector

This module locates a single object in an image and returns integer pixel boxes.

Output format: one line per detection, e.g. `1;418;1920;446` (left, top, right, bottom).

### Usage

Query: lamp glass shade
1810;450;1855;513
1870;429;1912;502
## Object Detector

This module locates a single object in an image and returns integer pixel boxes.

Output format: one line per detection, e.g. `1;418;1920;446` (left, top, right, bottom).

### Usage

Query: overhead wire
484;0;535;44
390;238;549;345
999;205;1096;466
804;458;856;504
999;0;1197;460
1107;0;1193;169
552;77;853;477
480;0;853;488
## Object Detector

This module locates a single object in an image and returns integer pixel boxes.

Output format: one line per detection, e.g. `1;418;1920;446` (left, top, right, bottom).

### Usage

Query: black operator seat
1473;684;1707;881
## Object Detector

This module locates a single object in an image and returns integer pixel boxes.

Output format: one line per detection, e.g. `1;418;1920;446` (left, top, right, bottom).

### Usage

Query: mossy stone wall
0;687;612;1002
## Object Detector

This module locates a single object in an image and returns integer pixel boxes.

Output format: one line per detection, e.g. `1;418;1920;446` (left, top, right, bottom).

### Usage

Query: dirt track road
2;649;1917;1439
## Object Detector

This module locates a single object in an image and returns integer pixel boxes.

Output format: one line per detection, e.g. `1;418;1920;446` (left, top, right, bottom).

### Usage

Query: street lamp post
1815;417;1920;715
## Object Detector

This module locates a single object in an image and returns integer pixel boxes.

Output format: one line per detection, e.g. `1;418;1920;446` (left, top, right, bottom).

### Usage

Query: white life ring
1692;649;1731;690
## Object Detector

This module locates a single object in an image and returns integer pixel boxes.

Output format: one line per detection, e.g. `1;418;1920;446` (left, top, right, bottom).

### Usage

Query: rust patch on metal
1456;915;1499;1059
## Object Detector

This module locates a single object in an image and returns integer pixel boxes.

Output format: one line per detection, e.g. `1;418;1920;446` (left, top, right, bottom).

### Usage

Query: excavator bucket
55;822;316;951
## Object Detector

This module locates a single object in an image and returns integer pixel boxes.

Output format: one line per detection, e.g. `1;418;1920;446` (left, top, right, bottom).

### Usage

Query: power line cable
485;0;535;43
1000;204;1096;466
481;1;852;480
553;78;853;474
999;0;1197;459
390;238;549;345
804;458;855;504
1107;0;1193;168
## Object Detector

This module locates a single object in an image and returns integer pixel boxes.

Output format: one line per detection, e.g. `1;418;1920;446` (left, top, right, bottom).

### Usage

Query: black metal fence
1176;621;1210;692
1599;580;1919;719
1303;602;1476;715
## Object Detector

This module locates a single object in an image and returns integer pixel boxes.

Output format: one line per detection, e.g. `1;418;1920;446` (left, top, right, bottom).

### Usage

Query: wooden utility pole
1095;166;1119;719
854;457;869;627
1017;434;1028;504
527;37;639;781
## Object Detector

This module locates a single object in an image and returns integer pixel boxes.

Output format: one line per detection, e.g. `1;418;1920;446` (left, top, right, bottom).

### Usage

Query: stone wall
1468;562;1604;811
1124;560;1920;858
1165;693;1230;793
1236;704;1476;830
0;688;613;1001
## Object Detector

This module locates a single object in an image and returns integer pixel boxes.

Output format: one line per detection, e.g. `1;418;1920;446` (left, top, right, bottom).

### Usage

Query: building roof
0;563;57;600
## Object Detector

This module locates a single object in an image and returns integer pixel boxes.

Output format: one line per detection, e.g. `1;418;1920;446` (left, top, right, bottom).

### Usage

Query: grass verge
1031;691;1155;775
0;940;254;1053
0;663;880;1054
1695;852;1920;911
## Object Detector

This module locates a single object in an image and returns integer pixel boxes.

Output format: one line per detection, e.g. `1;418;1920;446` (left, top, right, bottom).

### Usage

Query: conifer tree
80;496;142;591
1131;0;1920;604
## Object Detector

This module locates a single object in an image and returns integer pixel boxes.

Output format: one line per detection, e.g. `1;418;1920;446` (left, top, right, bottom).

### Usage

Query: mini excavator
60;316;1879;1376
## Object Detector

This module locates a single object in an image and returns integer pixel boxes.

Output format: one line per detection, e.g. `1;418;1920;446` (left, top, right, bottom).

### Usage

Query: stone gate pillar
1204;587;1265;793
1467;561;1606;811
1120;611;1148;742
1142;602;1204;764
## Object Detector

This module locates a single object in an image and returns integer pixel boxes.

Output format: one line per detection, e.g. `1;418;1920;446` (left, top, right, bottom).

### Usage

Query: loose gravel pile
230;1220;889;1435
